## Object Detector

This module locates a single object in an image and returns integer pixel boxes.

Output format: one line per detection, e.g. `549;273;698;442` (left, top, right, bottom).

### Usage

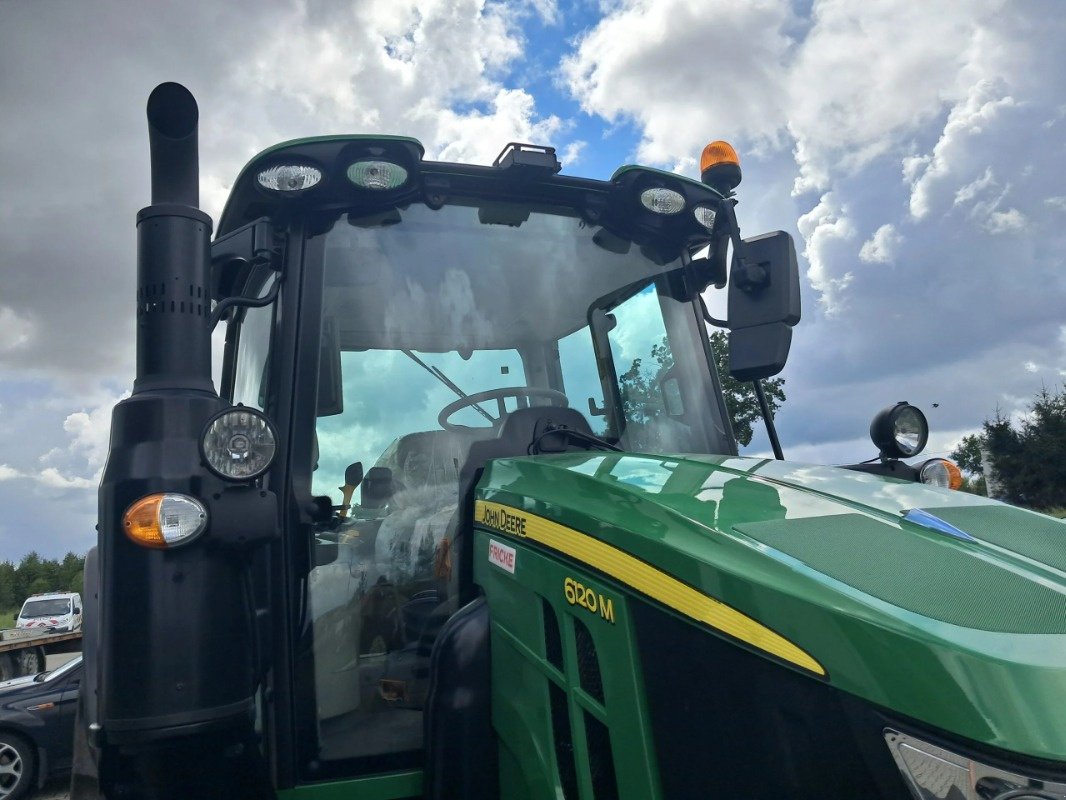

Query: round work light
201;407;278;481
870;402;929;459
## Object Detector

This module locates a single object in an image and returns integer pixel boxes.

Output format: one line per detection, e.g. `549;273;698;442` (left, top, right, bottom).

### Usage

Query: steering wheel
438;387;569;432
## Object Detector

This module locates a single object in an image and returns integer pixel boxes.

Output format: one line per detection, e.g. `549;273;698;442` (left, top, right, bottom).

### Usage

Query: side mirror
74;607;82;615
338;462;364;519
727;231;800;381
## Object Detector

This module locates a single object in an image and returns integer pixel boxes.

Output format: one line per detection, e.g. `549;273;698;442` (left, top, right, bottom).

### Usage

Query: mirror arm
210;275;281;329
720;199;770;293
699;295;727;328
753;380;785;460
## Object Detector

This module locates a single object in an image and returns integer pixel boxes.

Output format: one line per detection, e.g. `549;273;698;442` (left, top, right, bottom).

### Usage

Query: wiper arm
529;423;622;455
401;350;495;424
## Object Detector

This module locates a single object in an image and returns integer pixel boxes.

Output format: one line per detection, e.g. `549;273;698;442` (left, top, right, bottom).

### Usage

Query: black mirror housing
727;231;800;380
729;323;793;382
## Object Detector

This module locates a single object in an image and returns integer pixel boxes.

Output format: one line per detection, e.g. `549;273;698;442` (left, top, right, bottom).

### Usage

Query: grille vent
137;282;207;317
543;598;563;669
573;617;604;703
549;682;578;799
584;711;619;800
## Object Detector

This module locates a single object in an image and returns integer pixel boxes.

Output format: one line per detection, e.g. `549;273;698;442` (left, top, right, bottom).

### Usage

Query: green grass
1043;507;1066;519
0;607;18;628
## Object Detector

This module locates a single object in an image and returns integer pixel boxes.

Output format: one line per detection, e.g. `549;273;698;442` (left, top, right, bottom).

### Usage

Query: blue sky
1;0;1064;560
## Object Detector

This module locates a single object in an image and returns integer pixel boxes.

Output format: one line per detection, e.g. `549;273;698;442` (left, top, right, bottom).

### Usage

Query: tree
618;331;786;448
951;385;1066;509
708;330;786;447
950;433;985;476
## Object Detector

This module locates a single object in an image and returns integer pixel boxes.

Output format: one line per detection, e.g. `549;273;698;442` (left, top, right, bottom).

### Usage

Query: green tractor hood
474;452;1066;760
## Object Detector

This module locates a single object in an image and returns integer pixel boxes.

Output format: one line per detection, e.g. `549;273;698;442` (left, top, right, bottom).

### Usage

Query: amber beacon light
700;140;742;193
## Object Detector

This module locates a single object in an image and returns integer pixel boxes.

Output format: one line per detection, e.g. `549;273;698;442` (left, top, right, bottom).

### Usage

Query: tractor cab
211;138;799;784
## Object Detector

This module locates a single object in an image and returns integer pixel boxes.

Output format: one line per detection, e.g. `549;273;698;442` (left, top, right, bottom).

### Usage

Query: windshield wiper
401;350;495;424
529;422;622;455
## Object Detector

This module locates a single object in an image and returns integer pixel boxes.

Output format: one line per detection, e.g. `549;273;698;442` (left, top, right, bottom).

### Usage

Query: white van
15;592;82;632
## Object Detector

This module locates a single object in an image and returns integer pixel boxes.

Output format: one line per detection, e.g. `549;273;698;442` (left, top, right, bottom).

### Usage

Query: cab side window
606;284;690;452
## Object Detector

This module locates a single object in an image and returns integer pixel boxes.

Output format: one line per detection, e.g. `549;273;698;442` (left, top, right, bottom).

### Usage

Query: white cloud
0;464;23;481
36;467;95;491
858;224;900;264
430;89;564;164
1045;196;1066;211
906;78;1016;220
230;0;557;165
985;207;1026;235
561;0;793;166
797;193;855;314
0;462;94;491
60;395;124;478
520;0;559;25
788;1;1004;195
560;140;587;168
953;167;995;206
0;307;34;354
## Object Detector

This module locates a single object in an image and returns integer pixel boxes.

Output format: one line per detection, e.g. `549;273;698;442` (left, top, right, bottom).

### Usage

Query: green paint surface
477;530;663;800
736;513;1066;632
474;452;1066;762
929;504;1066;573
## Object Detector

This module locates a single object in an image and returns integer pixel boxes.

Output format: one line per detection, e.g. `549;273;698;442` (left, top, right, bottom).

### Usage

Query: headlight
201;407;278;481
885;730;1066;800
257;164;322;192
870;402;929;458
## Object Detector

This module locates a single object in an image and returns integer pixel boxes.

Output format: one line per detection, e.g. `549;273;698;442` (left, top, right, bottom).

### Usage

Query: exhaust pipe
134;82;214;395
147;82;200;207
94;84;254;759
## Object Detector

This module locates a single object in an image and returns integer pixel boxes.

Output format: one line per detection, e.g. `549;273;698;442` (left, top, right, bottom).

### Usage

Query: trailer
0;628;82;680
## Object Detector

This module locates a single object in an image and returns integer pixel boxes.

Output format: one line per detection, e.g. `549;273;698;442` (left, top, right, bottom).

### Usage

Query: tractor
74;83;1066;800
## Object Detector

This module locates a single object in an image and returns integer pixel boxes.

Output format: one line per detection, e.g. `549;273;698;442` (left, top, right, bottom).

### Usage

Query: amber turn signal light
919;459;964;491
123;493;208;549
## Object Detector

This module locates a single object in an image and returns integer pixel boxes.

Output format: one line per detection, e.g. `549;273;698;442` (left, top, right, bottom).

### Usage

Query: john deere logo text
481;505;527;537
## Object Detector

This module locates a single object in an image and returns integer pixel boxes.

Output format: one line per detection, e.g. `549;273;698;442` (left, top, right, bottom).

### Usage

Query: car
15;593;82;634
0;655;82;800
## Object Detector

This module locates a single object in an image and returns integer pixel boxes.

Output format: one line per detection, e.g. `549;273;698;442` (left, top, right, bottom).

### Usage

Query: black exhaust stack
135;82;214;394
147;82;200;207
91;86;267;798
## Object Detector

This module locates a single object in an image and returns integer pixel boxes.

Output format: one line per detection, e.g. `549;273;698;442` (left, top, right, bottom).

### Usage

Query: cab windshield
310;199;731;503
20;599;71;618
